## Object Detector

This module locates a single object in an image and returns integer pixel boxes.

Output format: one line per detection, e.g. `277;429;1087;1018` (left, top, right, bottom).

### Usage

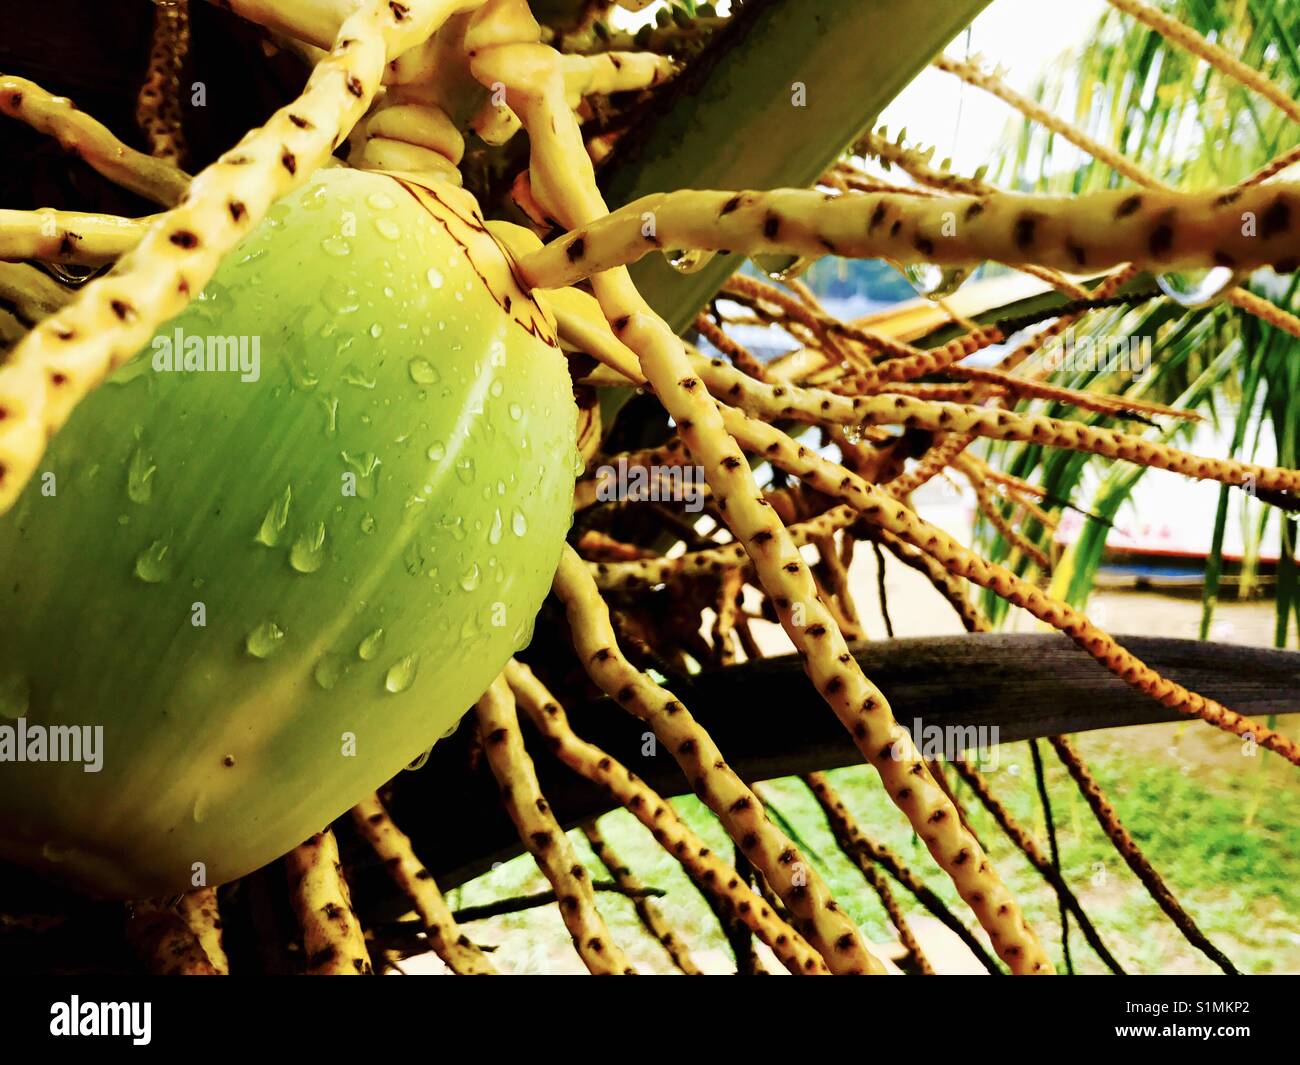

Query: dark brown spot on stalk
389;1;409;19
566;237;585;262
1013;213;1039;250
1214;190;1241;207
169;230;199;249
110;300;134;321
869;202;887;232
965;200;985;221
288;113;312;129
1261;197;1291;240
1149;217;1174;258
763;213;780;239
914;235;934;257
281;149;297;174
1115;194;1143;218
720;194;743;216
346;76;365;98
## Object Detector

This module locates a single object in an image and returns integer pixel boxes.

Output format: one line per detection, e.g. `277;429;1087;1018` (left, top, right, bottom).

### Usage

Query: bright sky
614;0;1110;173
877;0;1109;173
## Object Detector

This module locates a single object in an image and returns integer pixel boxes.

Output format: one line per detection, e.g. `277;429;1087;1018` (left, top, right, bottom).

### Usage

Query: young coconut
0;166;578;898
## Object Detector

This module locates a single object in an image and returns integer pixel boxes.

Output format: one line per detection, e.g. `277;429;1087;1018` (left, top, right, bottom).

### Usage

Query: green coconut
0;166;578;898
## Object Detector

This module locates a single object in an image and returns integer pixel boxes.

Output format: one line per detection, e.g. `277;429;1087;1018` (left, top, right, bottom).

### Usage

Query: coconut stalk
595;0;993;333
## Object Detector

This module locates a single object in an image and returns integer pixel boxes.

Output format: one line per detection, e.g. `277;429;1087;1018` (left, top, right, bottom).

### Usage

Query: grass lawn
437;715;1300;974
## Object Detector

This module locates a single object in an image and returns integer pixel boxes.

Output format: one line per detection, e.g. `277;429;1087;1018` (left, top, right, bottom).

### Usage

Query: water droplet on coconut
360;513;376;535
440;720;460;740
459;564;481;591
1155;266;1240;308
314;654;345;690
455;457;476;484
511;508;528;537
367;191;396;211
426;267;444;290
899;262;969;300
358;628;385;661
426;442;446;462
287;354;319;391
127;446;156;504
341;451;381;498
508;402;523;421
0;671;30;719
192;792;209;823
255;486;292;546
321;279;360;314
321;235;352;257
245;620;285;659
134;539;174;583
489;379;504;398
404;745;433;770
342;364;376;389
373;218;402;241
488;509;503;544
385;654;420;693
289;522;327;573
409;357;440;385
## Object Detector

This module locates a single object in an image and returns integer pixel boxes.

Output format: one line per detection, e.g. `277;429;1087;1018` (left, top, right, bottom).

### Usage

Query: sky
612;0;1110;173
877;0;1109;172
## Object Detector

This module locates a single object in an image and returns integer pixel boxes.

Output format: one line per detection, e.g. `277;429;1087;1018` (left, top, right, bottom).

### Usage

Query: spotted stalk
719;404;1300;766
284;830;373;975
552;547;886;974
136;0;191;165
350;793;495;975
475;672;634;975
582;821;702;975
520;183;1300;287
0;208;150;266
503;658;829;975
949;756;1125;974
0;75;190;205
475;26;1046;972
802;772;1003;975
1048;734;1239;974
176;886;229;974
127;899;223;976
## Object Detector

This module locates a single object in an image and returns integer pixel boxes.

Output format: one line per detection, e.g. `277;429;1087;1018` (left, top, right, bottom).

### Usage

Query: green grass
442;717;1300;974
